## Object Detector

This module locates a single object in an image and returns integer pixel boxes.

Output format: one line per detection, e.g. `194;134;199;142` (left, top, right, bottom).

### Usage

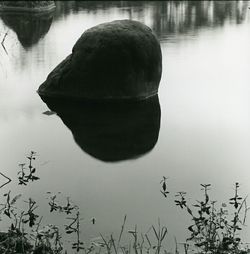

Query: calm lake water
1;1;250;252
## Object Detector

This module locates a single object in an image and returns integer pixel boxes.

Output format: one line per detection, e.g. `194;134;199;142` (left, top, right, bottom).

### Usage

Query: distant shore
0;2;56;13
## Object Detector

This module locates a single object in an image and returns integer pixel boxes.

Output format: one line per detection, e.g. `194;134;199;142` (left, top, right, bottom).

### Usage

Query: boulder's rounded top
84;19;152;32
38;19;162;101
81;19;152;34
73;19;154;51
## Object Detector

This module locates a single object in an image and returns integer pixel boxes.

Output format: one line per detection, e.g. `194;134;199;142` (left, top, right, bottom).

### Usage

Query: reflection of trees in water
54;1;249;39
1;1;247;48
53;1;146;18
0;11;54;48
151;1;249;38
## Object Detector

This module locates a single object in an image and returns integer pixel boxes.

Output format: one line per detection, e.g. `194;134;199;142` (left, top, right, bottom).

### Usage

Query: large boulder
38;20;162;101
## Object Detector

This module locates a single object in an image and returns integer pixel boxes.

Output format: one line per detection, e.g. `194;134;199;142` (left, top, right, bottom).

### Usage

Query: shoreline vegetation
0;152;250;253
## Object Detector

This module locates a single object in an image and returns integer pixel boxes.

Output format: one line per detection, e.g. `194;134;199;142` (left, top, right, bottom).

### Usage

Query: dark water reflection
43;96;161;162
0;11;54;48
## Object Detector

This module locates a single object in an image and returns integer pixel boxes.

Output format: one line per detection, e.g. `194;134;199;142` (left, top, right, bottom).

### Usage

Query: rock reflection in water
0;11;54;48
42;96;161;162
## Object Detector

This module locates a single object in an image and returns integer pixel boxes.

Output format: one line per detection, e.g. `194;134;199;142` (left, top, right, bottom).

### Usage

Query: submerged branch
0;172;12;189
1;31;8;55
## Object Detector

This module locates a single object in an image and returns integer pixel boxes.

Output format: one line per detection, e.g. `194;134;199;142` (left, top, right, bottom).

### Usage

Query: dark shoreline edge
0;2;56;14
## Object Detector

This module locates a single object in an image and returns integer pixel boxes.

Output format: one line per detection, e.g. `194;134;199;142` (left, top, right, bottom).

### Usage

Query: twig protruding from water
1;31;8;55
0;172;12;189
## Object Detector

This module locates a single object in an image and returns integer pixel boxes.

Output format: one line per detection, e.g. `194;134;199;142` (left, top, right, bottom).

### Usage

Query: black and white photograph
0;1;250;253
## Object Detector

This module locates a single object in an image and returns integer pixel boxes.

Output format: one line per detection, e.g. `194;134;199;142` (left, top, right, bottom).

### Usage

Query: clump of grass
95;216;169;254
161;177;250;254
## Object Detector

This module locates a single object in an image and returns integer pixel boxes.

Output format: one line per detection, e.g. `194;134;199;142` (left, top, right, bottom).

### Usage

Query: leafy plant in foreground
160;177;169;198
47;194;77;214
160;179;250;254
18;151;40;185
